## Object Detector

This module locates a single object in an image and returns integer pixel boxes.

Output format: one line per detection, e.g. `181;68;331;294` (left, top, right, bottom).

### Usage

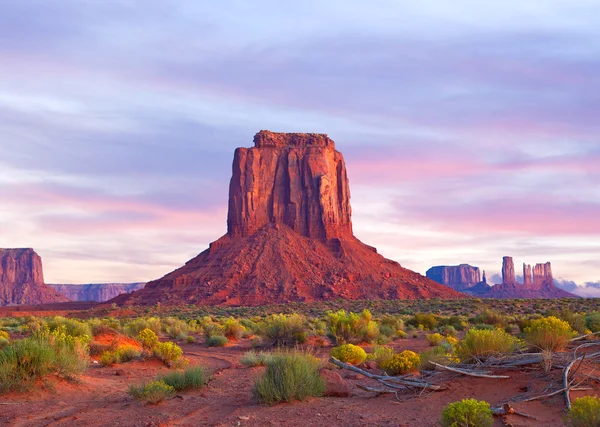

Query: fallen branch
429;362;510;379
329;357;446;391
491;404;538;420
570;331;600;342
564;356;584;410
356;384;395;394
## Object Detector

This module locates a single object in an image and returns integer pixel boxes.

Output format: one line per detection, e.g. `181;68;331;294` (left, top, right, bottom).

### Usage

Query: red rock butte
114;131;461;306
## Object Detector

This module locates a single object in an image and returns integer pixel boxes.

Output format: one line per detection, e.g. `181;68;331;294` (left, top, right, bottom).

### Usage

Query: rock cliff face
523;264;533;287
114;131;461;306
0;248;69;306
227;131;351;241
533;262;553;286
49;283;146;302
502;256;516;284
426;265;481;290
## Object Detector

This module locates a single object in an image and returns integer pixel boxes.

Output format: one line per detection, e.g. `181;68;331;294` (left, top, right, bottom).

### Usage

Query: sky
1;1;599;295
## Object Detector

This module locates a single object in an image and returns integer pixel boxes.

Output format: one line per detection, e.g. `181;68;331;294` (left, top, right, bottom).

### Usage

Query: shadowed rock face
0;248;69;306
49;283;146;302
426;264;481;290
114;131;461;306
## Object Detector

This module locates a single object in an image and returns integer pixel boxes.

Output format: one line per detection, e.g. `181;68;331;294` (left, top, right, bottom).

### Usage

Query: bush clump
441;398;493;427
158;366;205;391
240;351;273;367
128;380;175;404
154;341;183;366
456;328;521;362
367;346;395;367
137;328;159;349
206;335;229;347
326;309;379;344
566;396;600;427
223;317;246;340
524;316;576;351
380;350;420;375
330;344;367;365
426;333;444;346
260;314;308;347
252;352;325;404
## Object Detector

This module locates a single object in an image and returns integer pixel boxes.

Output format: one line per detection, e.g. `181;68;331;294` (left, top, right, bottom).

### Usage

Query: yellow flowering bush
525;316;576;351
380;350;420;375
330;344;367;365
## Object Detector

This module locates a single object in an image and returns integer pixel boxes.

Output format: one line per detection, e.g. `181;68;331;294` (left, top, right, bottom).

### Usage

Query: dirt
1;334;595;427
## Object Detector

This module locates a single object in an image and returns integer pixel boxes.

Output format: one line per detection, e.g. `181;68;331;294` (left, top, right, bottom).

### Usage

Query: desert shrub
124;317;162;337
241;351;273;367
441;398;493;427
566;396;600;427
186;336;195;344
46;317;92;339
99;345;142;366
380;314;404;331
473;309;506;327
560;311;588;335
154;342;183;366
408;313;438;331
202;320;225;338
367;346;395;367
163;317;190;340
426;333;444;346
128;380;175;404
330;344;367;365
206;335;228;347
326;309;379;344
240;318;260;335
439;325;457;337
585;312;600;333
379;324;395;338
252;352;325;404
380;350;420;375
158;366;205;391
397;330;408;339
0;337;8;349
137;328;159;349
261;314;308;347
524;316;575;351
45;328;90;378
456;328;521;362
100;350;120;366
0;331;9;340
222;317;246;340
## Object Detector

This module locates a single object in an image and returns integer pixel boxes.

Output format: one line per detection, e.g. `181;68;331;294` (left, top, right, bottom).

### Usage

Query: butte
114;131;461;306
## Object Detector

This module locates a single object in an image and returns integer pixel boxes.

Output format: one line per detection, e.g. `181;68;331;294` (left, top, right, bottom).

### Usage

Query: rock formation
49;283;146;302
523;263;532;287
0;248;69;306
502;256;516;284
426;264;481;291
533;262;553;286
114;131;461;306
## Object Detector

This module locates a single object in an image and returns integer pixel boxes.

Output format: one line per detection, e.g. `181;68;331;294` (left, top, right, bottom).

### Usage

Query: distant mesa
0;248;69;306
426;264;481;291
428;256;577;299
114;130;462;306
49;283;146;302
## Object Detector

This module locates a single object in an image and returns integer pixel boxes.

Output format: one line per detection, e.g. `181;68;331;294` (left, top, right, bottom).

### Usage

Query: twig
491;404;538;420
429;362;510;379
564;356;584;410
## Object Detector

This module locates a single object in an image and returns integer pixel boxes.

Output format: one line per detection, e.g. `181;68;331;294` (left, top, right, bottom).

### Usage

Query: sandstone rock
533;262;553;286
49;283;146;302
112;131;462;307
426;264;481;290
0;248;69;306
523;264;532;287
320;369;351;397
502;256;516;285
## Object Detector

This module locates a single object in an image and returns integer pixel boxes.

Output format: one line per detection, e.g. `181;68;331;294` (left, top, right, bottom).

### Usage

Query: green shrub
241;350;273;367
560;311;588;334
128;380;175;404
586;312;600;333
566;396;600;427
408;313;438;330
326;309;379;344
137;328;159;349
206;335;228;347
124;317;162;337
158;366;205;391
441;398;493;427
186;336;195;344
154;341;183;366
261;314;308;347
223;317;246;340
46;317;92;339
0;337;8;349
202;320;225;338
367;346;395;367
396;330;408;339
252;352;325;404
456;328;521;362
525;316;575;351
426;333;444;346
380;350;420;375
330;344;367;365
163;317;190;340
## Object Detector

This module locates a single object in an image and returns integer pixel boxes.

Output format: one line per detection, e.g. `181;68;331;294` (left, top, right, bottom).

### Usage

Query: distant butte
114;130;462;306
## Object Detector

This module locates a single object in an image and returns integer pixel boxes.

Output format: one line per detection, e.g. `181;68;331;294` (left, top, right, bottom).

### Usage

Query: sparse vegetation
260;313;308;347
566;396;600;427
456;328;521;362
154;341;184;366
206;335;229;347
441;398;493;427
252;351;325;404
158;366;206;391
128;380;176;404
330;344;367;365
326;309;379;344
379;350;420;375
